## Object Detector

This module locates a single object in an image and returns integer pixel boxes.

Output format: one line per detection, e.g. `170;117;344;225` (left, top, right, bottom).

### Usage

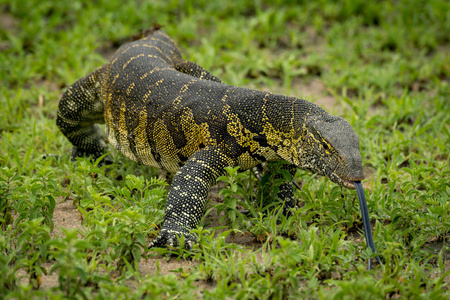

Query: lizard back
102;31;233;172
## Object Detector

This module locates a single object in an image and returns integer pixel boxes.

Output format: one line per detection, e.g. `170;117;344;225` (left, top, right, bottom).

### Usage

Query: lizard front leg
254;163;298;216
149;146;234;248
275;164;298;216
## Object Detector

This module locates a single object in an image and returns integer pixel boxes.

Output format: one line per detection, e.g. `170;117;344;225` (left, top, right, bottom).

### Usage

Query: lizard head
296;114;364;189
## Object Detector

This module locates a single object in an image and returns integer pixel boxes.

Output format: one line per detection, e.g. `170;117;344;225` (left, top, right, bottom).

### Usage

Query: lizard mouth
342;179;356;189
333;172;362;189
330;165;364;189
303;163;363;189
339;176;357;189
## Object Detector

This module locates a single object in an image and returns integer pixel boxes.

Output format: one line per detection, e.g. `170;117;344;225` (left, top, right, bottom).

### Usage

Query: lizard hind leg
174;60;222;83
57;68;109;162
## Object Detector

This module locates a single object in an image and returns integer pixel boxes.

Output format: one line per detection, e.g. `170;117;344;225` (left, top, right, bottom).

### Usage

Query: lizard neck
258;93;315;165
227;89;324;166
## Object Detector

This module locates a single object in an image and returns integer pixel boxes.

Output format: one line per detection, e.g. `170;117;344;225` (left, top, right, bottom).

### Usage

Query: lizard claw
186;240;193;251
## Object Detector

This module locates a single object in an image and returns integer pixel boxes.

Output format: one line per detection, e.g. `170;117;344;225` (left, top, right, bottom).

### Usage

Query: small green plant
247;212;272;243
48;228;104;298
0;249;18;294
77;174;167;273
107;174;167;227
216;166;250;230
15;217;51;289
67;158;110;207
110;208;148;273
14;165;58;230
0;166;22;229
192;226;245;282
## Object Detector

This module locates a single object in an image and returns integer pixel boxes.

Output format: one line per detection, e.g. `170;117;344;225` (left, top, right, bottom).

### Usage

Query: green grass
1;0;449;298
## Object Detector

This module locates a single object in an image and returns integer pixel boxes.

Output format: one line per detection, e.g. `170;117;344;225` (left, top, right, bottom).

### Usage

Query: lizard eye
323;143;329;150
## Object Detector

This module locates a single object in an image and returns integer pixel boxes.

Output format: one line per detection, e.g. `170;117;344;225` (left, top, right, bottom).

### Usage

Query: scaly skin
57;28;364;247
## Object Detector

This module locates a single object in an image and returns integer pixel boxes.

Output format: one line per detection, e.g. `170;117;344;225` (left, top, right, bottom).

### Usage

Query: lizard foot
148;228;196;250
282;205;295;218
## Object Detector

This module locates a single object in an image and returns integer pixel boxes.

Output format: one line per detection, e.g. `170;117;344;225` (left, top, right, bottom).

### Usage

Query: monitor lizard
57;27;365;249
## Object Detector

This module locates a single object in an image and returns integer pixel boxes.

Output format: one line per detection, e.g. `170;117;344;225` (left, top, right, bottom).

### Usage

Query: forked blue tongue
353;181;383;270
